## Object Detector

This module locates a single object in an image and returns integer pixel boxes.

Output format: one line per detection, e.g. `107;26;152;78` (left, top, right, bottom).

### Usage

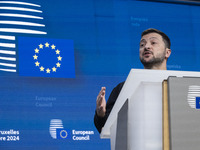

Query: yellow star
39;44;43;49
46;68;51;73
35;61;40;66
57;56;62;61
35;48;39;53
56;49;60;54
51;44;56;49
52;67;57;72
33;54;38;60
56;62;61;67
40;66;44;71
45;42;49;47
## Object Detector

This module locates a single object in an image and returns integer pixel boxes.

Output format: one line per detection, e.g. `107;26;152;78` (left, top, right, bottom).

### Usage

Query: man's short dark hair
141;28;171;49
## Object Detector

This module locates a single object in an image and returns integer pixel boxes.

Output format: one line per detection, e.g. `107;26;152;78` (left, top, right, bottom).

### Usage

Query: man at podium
94;28;172;133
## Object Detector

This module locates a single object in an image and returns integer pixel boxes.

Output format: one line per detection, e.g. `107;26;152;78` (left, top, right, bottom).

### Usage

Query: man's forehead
140;33;162;41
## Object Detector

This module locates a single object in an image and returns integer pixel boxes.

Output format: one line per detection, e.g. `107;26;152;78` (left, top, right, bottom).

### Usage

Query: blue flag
56;129;71;139
18;37;75;78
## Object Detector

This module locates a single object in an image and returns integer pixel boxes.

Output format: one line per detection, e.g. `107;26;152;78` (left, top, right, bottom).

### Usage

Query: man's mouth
143;51;152;57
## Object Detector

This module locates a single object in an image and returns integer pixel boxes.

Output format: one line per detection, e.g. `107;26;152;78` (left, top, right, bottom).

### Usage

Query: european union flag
18;37;75;78
196;97;200;109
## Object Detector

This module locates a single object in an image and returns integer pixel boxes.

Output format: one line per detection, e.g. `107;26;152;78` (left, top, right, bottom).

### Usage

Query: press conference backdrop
0;0;200;149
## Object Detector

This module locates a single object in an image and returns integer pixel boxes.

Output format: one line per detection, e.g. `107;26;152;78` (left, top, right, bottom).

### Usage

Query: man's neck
144;62;167;70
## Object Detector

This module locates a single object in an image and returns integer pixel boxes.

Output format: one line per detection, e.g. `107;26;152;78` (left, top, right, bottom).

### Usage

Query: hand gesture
96;87;106;117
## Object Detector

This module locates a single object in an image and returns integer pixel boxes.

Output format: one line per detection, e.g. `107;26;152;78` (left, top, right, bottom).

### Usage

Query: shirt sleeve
94;82;125;133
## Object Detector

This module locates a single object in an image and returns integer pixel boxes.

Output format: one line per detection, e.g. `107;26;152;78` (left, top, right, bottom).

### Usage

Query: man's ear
165;48;171;59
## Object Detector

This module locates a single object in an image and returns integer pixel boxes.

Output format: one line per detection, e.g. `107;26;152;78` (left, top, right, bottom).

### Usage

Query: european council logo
187;85;200;109
18;37;75;78
196;97;200;109
0;1;47;73
49;119;64;139
49;119;71;139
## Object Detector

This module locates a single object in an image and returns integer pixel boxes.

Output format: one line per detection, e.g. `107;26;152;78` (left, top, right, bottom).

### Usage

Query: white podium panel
128;82;162;150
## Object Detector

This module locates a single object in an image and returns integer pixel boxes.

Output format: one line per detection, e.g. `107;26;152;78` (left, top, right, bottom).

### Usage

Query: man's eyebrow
140;39;146;43
140;37;160;43
149;37;159;40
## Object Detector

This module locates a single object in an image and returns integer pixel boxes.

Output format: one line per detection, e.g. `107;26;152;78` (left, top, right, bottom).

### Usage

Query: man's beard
140;51;166;69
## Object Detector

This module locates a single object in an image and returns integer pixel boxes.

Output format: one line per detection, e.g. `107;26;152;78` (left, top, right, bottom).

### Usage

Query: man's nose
145;42;151;49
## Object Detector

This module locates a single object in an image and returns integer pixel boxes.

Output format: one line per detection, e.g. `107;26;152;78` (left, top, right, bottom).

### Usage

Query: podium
163;77;200;150
100;69;200;150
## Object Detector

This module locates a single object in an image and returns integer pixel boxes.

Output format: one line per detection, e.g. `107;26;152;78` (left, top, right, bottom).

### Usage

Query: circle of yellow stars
33;42;62;74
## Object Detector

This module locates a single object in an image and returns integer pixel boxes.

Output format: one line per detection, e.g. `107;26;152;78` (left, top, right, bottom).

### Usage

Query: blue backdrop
1;0;200;149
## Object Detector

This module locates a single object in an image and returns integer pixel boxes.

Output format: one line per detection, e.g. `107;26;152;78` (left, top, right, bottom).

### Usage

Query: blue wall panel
1;0;200;149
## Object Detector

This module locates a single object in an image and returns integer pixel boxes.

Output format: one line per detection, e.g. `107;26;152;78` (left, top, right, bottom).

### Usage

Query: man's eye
140;43;144;47
152;42;156;45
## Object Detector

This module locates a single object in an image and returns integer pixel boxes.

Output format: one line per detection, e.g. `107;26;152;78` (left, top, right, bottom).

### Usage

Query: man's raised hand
96;87;106;117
